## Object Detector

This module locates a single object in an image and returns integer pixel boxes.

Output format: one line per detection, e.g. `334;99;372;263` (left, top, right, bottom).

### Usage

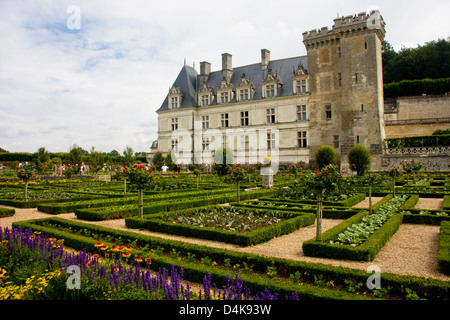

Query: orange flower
94;242;104;247
122;253;131;258
34;231;41;235
92;254;99;259
125;245;133;251
118;246;124;252
135;256;143;263
110;245;117;252
100;245;109;251
145;258;152;265
0;269;6;277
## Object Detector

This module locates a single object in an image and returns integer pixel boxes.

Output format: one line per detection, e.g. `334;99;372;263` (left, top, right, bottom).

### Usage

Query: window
356;136;360;144
338;47;341;58
266;108;275;124
333;135;340;149
298;131;308;148
202;115;209;129
220;92;229;104
338;73;342;87
326;106;332;119
202;137;210;151
171;139;178;152
240;89;249;101
240;111;249;126
267;131;276;150
355;73;359;84
365;42;368;50
297;105;307;121
201;95;210;106
361;104;364;112
296;80;307;94
171;118;178;131
221;113;229;128
170;96;179;109
266;85;275;98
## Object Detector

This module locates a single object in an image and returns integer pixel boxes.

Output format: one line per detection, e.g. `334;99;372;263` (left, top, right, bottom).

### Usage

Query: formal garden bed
1;163;449;301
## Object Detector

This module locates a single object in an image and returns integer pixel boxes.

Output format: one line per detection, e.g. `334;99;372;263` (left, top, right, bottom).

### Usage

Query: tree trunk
24;181;28;202
124;179;127;194
392;177;396;197
316;189;325;241
138;189;144;219
237;181;240;202
369;185;373;214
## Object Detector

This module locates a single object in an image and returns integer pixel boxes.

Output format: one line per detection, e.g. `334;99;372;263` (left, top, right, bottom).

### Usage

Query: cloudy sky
0;0;449;154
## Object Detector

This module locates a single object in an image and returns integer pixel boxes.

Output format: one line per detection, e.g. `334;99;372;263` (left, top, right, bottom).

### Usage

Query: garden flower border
11;216;449;300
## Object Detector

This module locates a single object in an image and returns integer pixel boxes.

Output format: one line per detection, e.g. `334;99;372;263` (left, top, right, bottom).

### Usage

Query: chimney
261;49;270;70
221;53;232;82
200;61;211;77
200;61;211;83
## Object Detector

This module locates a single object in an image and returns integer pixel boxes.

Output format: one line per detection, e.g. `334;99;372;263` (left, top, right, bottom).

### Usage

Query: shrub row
402;208;450;225
0;207;15;218
384;77;450;98
0;194;105;209
12;217;449;300
36;187;237;214
263;193;366;208
231;202;361;219
125;206;315;246
437;221;450;275
75;188;275;221
302;195;418;261
444;195;450;210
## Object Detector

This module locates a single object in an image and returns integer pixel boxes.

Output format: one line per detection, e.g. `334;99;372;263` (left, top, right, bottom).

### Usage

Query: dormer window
217;77;234;105
198;81;214;107
262;69;281;99
236;73;255;102
168;85;182;109
293;63;309;95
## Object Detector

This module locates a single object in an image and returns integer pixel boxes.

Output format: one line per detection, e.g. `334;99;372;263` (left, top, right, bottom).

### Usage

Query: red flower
149;168;153;172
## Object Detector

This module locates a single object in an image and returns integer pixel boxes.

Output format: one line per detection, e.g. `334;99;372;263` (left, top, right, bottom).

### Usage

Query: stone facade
153;11;387;171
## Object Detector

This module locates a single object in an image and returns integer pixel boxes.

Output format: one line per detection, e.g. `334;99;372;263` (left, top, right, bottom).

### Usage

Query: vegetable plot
330;195;407;247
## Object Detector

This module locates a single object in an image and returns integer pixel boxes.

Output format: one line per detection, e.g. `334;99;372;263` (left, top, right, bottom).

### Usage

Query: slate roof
157;56;308;112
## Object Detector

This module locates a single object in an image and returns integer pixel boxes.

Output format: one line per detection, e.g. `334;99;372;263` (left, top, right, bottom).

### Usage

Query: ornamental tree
16;163;36;201
315;145;337;169
388;167;401;197
305;164;342;241
229;166;246;202
123;164;154;218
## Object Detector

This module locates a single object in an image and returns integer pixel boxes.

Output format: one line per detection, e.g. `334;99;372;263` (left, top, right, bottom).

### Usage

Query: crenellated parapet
302;10;385;49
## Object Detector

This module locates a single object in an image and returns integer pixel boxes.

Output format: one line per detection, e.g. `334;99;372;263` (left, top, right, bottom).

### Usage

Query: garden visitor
161;163;168;173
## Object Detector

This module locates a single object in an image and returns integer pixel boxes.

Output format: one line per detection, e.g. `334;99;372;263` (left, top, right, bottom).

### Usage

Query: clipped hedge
263;193;366;208
0;207;15;218
74;188;275;221
125;205;315;246
444;195;450;210
302;195;418;261
231;202;361;219
12;217;449;300
437;221;450;275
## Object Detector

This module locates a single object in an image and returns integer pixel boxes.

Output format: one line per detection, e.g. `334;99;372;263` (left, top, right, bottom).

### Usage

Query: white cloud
0;0;449;153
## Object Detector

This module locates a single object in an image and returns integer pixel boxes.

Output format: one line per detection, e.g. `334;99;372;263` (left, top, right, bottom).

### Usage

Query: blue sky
0;0;449;154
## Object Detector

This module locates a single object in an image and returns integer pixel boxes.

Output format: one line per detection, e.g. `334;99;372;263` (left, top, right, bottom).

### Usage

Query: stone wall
382;153;450;172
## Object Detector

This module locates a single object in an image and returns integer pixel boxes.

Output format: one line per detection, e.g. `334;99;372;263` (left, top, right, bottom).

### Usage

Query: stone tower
302;11;386;171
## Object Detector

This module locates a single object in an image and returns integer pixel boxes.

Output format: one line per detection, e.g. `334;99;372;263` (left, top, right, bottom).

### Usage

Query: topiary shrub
348;145;371;176
315;145;337;169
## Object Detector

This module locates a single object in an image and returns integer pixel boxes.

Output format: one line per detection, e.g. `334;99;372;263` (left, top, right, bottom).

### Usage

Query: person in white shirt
161;163;168;173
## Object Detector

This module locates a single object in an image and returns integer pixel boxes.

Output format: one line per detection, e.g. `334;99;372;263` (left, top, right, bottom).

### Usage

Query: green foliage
315;145;337;169
35;147;52;174
88;147;105;174
347;145;371;176
382;39;450;84
151;151;165;171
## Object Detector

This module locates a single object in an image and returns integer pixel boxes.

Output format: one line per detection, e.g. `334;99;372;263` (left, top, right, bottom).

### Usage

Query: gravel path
1;196;449;282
